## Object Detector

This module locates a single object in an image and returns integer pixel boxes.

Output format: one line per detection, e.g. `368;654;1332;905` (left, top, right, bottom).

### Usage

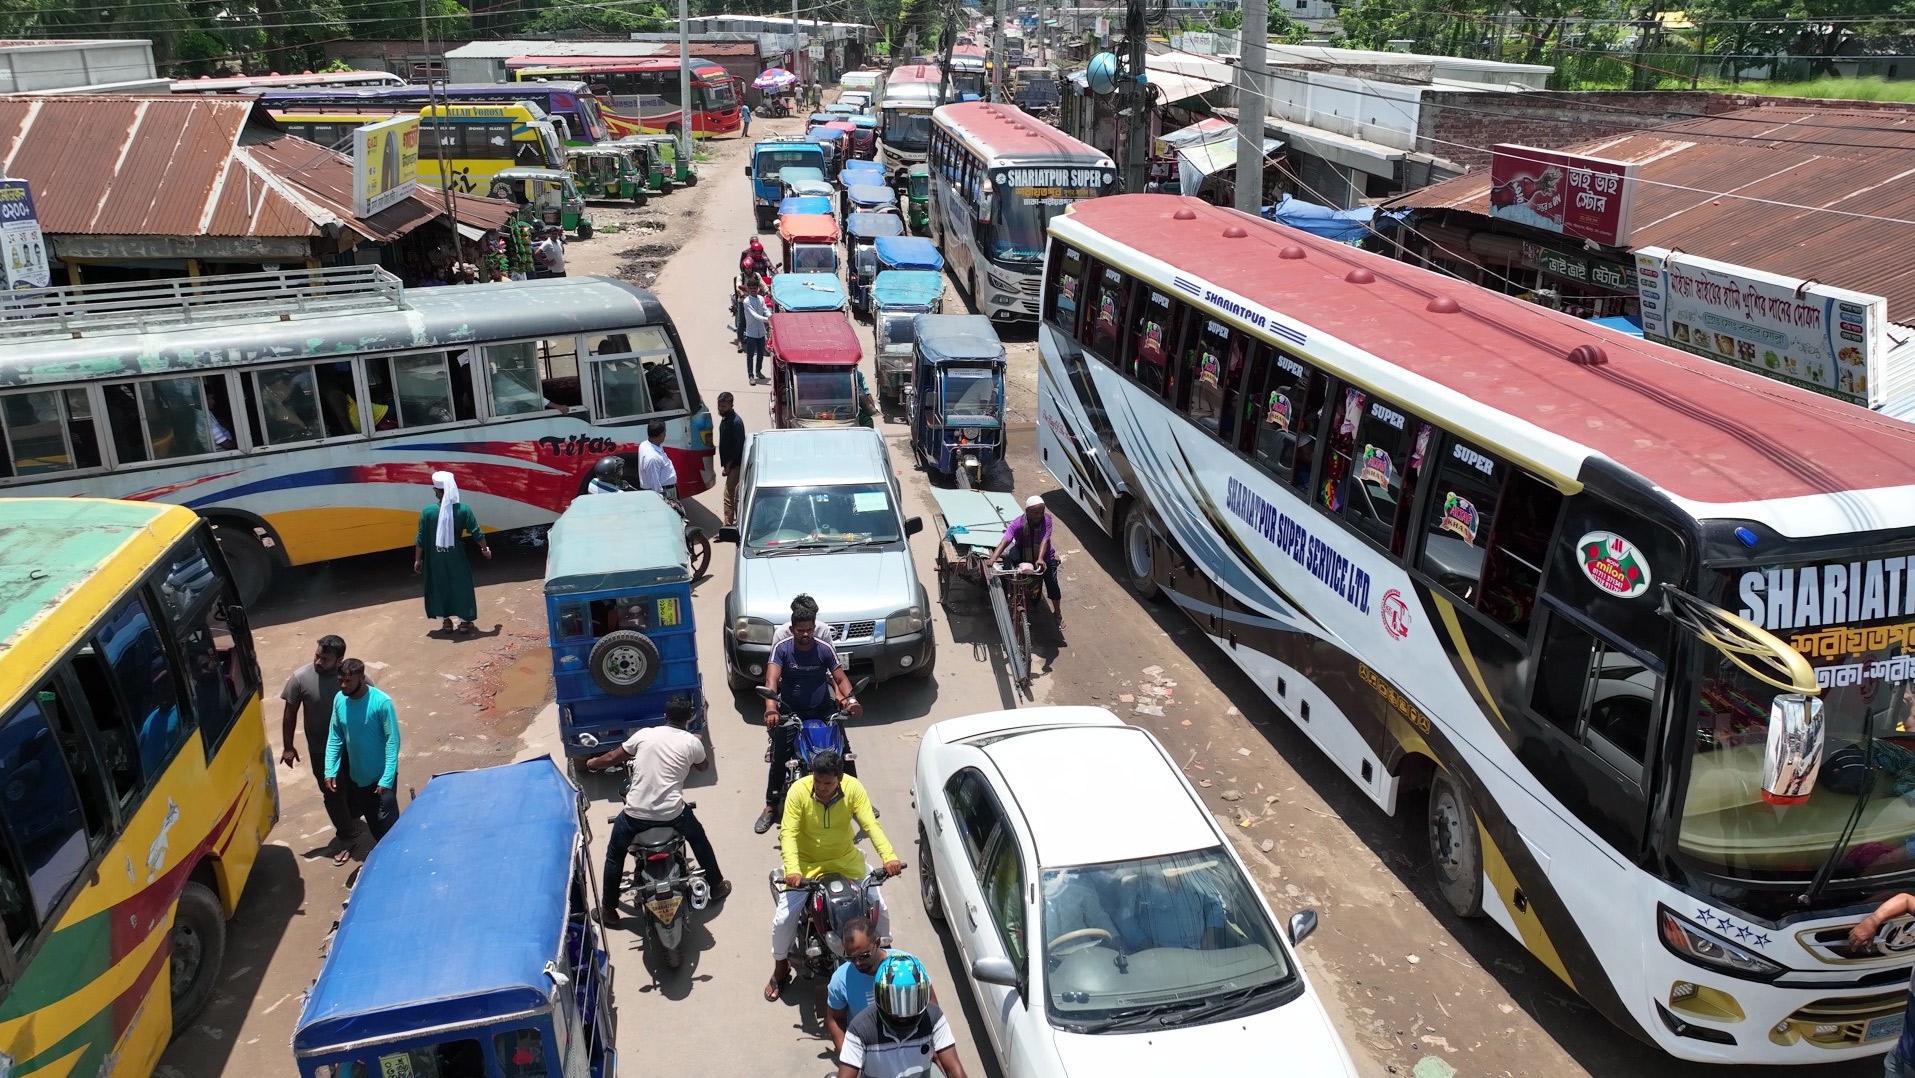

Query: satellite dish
1086;52;1120;96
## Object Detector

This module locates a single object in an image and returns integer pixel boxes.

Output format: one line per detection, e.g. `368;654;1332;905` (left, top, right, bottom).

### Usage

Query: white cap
1025;495;1045;509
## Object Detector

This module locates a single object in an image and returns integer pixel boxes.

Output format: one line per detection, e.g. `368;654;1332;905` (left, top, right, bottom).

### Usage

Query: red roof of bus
507;56;729;78
768;312;862;364
1063;195;1915;504
887;65;942;84
936;101;1107;161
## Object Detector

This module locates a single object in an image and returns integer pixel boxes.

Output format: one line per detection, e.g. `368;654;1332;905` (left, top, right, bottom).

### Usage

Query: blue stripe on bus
185;467;357;507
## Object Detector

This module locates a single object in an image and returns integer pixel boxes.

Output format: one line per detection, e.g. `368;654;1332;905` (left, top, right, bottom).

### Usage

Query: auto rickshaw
910;314;1006;482
848;114;878;159
778;212;841;274
770;271;849;314
846;183;900;223
543;490;703;757
905;164;931;234
778;194;834;220
824;120;858;158
824;102;860;117
839;161;885;190
621;132;697;189
490;166;595;239
846;212;904;318
807;112;837;127
875;234;944;279
768;311;873;429
872;269;945;406
292;757;617;1078
804;127;844;173
566;144;648;204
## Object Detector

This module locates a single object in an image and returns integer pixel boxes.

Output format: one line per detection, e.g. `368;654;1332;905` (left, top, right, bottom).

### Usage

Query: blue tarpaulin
1262;194;1382;244
1592;314;1644;337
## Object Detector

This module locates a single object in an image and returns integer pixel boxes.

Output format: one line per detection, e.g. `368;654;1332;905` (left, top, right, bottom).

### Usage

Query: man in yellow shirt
767;749;903;1003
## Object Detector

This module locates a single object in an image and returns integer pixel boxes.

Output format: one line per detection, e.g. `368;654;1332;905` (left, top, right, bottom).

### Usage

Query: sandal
440;618;455;632
333;846;352;866
456;621;477;634
763;973;792;1002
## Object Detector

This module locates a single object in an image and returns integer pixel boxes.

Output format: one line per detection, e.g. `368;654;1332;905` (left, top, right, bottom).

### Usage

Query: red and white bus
510;56;741;137
876;64;943;172
1037;194;1915;1064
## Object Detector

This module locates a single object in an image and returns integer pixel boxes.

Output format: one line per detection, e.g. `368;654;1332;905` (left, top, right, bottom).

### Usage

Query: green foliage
1709;74;1915;101
521;0;669;35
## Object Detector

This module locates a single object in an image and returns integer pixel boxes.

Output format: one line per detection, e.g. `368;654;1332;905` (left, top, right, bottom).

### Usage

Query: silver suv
721;427;935;688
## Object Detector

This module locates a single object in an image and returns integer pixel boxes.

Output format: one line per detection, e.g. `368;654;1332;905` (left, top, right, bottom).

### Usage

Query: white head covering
431;471;460;551
1025;495;1045;509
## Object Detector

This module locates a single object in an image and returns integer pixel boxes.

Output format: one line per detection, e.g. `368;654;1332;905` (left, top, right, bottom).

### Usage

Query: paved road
160;119;1876;1078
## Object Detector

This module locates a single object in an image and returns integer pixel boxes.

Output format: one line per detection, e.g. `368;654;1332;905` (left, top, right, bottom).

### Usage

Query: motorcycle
771;866;898;979
608;799;711;970
756;679;869;809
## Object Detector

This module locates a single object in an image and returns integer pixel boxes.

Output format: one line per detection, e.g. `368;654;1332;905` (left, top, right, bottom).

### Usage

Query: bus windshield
703;78;738;111
883;109;932;151
988;187;1070;263
575;97;611;141
1678;554;1915;885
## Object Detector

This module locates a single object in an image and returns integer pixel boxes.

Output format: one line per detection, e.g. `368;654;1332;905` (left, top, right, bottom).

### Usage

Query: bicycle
981;558;1046;674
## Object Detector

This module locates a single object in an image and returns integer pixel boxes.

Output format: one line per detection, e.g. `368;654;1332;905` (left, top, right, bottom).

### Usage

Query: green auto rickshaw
565;144;647;205
621;134;698;192
906;164;930;235
490;167;594;239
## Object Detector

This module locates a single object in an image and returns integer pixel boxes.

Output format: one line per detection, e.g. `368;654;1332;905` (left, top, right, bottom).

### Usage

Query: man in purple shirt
991;495;1062;626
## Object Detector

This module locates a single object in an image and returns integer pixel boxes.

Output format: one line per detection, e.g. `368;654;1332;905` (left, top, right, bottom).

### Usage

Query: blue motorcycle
756;678;871;806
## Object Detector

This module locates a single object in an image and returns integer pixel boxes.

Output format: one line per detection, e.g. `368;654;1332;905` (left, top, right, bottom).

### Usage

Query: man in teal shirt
324;658;402;850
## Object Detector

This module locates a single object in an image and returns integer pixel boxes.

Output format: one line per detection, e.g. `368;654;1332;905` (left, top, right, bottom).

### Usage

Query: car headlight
733;616;775;644
1657;905;1785;981
885;606;925;637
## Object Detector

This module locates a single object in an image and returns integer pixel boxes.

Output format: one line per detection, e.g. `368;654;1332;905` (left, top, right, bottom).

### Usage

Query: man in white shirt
585;695;729;926
532;227;567;278
637;420;679;501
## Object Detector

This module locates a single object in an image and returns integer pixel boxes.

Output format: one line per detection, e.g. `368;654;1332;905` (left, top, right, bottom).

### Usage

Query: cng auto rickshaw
620;132;697;189
845;211;904;317
491;166;594;239
910;314;1007;482
804;128;843;173
906;164;931;234
848;114;878;159
837;161;887;219
293;757;617;1078
872;269;945;407
566;144;647;204
545;490;704;759
778;165;827;199
846;183;899;220
778;212;841;274
875;234;944;279
769;271;849;314
824;120;858;159
768;311;873;429
778;194;834;221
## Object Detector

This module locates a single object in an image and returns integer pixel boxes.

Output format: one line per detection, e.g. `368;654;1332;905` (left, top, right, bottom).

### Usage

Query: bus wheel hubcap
171;922;203;991
1126;520;1151;580
1432;793;1463;879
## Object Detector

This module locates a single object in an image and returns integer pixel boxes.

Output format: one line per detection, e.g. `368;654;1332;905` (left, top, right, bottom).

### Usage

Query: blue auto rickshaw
770;271;849;314
875;234;944;276
910;314;1007;483
779;194;834;220
293;757;617;1078
545;491;702;760
846;183;899;220
845;211;904;318
807;112;837;127
803;129;841;173
872;269;946;406
839;162;885;189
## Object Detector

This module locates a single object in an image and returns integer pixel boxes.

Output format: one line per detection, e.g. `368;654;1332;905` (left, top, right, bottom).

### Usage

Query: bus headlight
987;271;1014;291
733;617;774;645
1657;906;1785;981
885;606;925;637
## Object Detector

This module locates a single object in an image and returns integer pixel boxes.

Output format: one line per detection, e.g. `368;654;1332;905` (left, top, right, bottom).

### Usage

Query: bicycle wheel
685;526;712;578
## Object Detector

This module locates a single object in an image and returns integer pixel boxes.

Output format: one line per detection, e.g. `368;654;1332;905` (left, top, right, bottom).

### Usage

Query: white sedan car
913;707;1358;1076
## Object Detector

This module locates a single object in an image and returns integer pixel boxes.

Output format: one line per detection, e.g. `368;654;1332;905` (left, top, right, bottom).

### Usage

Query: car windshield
940;367;996;417
1677;555;1915;886
756;150;821;181
877;313;917;355
745;482;901;549
792;245;838;273
1041;848;1294;1030
882;109;932;151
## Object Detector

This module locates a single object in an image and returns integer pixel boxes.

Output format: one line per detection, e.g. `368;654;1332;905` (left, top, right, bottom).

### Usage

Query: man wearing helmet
585;455;633;495
836;953;968;1077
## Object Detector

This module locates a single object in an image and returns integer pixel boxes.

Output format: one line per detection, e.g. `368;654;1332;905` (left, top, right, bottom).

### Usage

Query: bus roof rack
0;265;409;342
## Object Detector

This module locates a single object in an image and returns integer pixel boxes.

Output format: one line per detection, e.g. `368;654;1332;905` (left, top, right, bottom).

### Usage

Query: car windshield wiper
755;540;838;556
1075;997;1211;1032
1165;980;1287;1026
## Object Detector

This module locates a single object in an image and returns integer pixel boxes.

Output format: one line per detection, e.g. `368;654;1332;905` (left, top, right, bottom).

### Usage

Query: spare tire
588;630;661;697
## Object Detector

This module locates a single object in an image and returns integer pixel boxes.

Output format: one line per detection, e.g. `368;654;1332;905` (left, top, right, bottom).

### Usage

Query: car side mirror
905;516;924;536
971;956;1019;988
717;526;740;544
1288;908;1319;945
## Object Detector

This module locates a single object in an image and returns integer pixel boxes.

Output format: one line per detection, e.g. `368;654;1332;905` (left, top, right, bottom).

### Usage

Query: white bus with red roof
928;102;1114;321
1036;194;1915;1064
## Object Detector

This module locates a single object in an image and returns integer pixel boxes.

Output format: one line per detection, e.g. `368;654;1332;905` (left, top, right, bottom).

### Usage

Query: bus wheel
213;525;273;608
1428;775;1485;918
169;882;226;1033
1120;502;1161;601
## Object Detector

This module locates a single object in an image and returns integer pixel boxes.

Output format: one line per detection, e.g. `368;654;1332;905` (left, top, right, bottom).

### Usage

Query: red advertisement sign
1487;144;1638;247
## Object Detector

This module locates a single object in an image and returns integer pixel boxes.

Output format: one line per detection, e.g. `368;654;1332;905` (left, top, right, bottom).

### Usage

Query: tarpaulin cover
847;184;898;209
779;195;834;218
544;491;690;594
874;235;943;271
873;270;945;309
846;212;904;239
771;272;849;312
914;314;1005;364
769;311;862;364
1261;193;1377;243
778;213;839;244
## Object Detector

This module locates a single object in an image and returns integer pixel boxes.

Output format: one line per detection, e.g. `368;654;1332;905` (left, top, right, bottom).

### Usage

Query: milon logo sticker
1577;531;1652;598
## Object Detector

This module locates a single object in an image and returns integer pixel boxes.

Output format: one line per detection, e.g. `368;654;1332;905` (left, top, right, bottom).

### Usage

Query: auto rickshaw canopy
839;162;885;188
874;234;943;271
847;184;898;211
770;272;849;312
779;195;834;218
778;166;826;188
873;270;945;310
915;313;1006;365
824;120;857;136
846;212;904;241
543;491;690;595
779;213;840;245
768;311;862;365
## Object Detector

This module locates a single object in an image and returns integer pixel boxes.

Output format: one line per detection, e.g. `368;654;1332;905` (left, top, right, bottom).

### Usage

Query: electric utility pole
792;0;803;90
677;0;694;166
992;0;1005;100
1234;0;1267;213
1121;0;1148;191
1034;0;1047;65
936;2;958;106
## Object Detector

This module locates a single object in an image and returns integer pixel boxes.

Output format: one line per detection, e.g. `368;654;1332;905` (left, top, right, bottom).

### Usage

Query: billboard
352;115;420;218
1487;144;1638;247
1635;246;1888;408
0;177;48;289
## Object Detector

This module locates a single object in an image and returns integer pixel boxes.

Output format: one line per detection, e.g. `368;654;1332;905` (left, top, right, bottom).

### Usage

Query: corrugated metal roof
1388;106;1915;321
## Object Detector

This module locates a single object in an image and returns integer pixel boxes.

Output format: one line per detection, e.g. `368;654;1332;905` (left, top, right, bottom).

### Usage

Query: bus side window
1046;244;1084;328
109;376;239;462
0;835;31;962
0;388;99;478
68;646;145;813
368;353;469;430
0;692;92;922
97;595;193;777
1162;300;1200;411
1083;264;1128;360
1327;391;1426;554
1184;318;1242;438
1130;288;1173;398
1418;437;1504;603
158;541;256;757
1478;472;1565;635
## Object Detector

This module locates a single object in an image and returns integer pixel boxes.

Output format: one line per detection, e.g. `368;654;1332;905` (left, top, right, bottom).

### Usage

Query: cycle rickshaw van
910;313;1006;481
778;213;841;274
769;272;849;314
871;269;945;406
544;490;703;760
845;212;904;317
292;757;617;1077
874;233;943;276
777;194;834;221
768;311;871;429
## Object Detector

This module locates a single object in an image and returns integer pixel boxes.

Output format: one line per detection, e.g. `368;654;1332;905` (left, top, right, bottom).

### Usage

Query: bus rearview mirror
1762;693;1824;806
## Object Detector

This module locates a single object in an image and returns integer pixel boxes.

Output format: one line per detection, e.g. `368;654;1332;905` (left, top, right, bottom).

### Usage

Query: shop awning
1175;131;1280;196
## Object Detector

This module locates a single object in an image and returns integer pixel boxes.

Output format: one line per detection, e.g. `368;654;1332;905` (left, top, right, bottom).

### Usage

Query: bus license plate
1867;1013;1905;1042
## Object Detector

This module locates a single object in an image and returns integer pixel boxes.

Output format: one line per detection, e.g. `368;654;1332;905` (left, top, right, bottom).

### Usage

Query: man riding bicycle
990;494;1063;626
754;594;861;834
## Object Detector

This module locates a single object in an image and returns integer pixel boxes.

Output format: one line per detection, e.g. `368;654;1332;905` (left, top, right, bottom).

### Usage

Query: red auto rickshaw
767;311;873;429
777;212;841;274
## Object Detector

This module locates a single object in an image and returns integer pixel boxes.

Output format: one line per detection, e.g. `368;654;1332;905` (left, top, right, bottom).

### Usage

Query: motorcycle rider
585;694;730;927
766;748;901;1004
585;455;633;495
754;593;861;834
836;954;967;1077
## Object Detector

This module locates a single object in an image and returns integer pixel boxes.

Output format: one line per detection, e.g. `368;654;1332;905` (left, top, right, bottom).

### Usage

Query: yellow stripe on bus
1479;821;1575;989
1432;595;1511;732
0;917;171;1058
267;506;422;566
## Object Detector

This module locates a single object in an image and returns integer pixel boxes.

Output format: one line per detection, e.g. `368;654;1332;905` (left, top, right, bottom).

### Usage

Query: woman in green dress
414;470;492;633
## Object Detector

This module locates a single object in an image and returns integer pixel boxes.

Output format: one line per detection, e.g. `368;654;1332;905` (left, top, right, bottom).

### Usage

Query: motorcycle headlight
885;606;925;637
733;616;775;644
1657;905;1785;981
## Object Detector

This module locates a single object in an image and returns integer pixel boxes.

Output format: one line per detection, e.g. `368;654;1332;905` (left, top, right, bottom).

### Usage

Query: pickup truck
744;139;829;231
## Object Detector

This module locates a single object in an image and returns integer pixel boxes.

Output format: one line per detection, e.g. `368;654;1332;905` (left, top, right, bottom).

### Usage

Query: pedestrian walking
415;470;492;634
279;634;365;864
1850;894;1915;1075
323;658;401;852
718;392;745;527
740;277;771;384
741;102;753;136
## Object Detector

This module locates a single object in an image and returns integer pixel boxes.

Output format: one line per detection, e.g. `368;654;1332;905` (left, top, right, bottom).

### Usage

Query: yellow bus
270;101;565;195
0;499;277;1076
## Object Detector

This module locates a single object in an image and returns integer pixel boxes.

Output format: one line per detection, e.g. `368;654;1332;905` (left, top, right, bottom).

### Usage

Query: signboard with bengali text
352;115;420;218
0;178;48;290
993;165;1115;207
1487;144;1638;247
